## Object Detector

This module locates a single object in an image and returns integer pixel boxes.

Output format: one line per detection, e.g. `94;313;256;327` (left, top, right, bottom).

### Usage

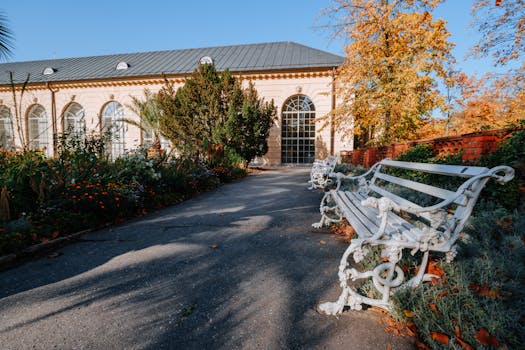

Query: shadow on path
0;168;415;350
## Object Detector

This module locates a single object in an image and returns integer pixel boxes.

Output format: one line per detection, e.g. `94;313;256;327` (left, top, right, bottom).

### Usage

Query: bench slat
336;192;377;236
380;159;488;178
344;192;412;230
335;191;414;238
374;172;467;206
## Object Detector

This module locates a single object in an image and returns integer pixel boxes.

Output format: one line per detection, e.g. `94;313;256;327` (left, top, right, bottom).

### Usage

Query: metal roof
0;42;344;84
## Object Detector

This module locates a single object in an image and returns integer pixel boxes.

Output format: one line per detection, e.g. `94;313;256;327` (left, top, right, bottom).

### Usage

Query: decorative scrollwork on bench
314;159;515;314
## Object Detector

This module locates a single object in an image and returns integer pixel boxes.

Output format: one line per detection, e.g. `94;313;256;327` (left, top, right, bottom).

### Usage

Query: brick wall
341;128;516;167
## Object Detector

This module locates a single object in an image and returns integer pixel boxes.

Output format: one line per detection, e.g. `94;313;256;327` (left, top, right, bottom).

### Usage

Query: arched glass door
281;95;315;164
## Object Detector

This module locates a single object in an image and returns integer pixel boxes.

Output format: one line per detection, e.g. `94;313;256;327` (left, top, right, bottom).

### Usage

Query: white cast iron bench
308;155;341;190
313;158;515;314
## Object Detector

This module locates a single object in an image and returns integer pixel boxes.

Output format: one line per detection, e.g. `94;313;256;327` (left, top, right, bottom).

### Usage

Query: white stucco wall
0;71;349;165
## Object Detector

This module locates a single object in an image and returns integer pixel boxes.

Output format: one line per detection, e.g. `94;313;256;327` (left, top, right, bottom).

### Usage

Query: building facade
0;42;350;165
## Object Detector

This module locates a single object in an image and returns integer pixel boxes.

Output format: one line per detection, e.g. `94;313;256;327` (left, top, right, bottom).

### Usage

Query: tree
0;11;13;61
223;82;276;165
428;71;525;135
124;89;164;149
322;0;454;146
158;64;276;165
471;0;525;66
158;64;244;160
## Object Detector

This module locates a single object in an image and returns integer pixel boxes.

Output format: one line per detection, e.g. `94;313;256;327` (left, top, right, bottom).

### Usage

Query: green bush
478;129;525;210
396;143;435;163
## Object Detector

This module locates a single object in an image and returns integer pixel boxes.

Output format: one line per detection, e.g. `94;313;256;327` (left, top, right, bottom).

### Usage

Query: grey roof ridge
3;41;344;65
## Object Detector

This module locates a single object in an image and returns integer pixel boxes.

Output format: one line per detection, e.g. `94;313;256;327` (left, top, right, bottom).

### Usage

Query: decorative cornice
0;68;334;92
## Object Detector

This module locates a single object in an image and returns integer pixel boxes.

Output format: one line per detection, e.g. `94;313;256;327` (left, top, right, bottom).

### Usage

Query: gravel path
0;167;415;350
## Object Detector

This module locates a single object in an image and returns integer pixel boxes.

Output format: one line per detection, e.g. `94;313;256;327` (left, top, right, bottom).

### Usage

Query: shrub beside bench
313;159;515;314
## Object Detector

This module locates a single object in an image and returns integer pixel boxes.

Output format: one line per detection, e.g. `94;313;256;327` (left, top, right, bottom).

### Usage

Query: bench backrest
366;159;514;245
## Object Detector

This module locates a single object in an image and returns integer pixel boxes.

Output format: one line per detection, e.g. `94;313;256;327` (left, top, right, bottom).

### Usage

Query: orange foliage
323;0;453;146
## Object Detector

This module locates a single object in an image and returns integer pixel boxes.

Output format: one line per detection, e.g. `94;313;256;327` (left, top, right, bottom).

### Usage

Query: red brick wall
341;128;516;167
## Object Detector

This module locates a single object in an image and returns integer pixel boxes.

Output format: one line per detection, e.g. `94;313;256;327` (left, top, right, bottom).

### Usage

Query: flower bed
0;136;246;257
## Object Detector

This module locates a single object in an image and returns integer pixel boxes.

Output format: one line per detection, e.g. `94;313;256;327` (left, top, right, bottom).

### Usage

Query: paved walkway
0;168;414;350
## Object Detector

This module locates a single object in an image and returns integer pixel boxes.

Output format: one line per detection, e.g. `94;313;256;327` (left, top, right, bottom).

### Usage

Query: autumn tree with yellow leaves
423;0;525;137
323;0;454;146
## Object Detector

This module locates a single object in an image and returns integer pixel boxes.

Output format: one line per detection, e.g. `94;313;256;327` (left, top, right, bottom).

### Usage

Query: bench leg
318;240;362;314
312;191;342;228
318;240;407;314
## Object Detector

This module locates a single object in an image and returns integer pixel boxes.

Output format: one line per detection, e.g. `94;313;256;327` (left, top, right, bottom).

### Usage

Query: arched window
63;102;86;138
0;106;14;150
281;95;316;164
27;104;49;152
101;101;126;159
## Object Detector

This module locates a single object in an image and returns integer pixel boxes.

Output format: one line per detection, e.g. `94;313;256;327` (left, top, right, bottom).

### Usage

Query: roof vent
42;67;56;75
199;56;214;65
116;61;129;70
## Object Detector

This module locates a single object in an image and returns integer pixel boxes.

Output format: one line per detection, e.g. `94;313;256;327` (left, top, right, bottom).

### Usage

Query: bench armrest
329;162;381;191
362;165;515;243
404;165;515;215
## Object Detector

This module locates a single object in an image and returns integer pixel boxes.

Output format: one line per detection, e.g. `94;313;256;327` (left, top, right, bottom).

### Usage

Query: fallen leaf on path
429;303;442;316
210;244;218;249
475;328;499;346
426;260;445;277
319;240;327;245
406;322;418;337
454;326;474;350
415;340;431;350
455;337;474;350
403;309;414;318
368;306;388;314
430;332;449;345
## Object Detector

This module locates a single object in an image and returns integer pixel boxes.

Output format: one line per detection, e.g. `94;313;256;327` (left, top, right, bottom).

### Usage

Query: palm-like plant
0;11;14;61
124;89;164;149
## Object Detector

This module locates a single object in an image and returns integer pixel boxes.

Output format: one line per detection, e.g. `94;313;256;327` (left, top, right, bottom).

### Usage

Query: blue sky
0;0;517;77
